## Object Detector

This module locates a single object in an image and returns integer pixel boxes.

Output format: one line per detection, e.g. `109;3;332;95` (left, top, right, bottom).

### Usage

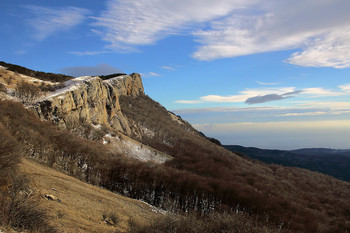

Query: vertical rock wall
34;74;145;135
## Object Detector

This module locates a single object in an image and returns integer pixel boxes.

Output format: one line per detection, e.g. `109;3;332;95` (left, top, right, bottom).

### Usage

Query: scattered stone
44;194;56;201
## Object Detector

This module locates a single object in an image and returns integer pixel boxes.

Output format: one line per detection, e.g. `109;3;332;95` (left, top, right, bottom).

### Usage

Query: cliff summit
34;74;144;134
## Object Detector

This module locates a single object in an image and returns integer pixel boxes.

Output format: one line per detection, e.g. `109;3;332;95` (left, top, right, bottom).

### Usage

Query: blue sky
1;0;350;149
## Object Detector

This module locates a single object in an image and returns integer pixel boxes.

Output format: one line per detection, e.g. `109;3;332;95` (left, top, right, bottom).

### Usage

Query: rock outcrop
105;73;144;97
34;74;145;134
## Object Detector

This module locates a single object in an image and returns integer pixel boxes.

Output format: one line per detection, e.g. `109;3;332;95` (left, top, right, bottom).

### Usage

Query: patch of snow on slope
18;74;58;85
138;200;167;214
106;134;171;163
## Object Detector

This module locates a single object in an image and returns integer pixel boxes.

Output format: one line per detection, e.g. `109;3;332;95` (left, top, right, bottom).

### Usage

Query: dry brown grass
18;158;161;233
0;68;54;89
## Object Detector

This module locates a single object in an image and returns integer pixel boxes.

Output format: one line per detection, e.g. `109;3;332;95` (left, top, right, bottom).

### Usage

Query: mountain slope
224;145;350;181
1;63;350;232
119;95;350;232
18;158;160;233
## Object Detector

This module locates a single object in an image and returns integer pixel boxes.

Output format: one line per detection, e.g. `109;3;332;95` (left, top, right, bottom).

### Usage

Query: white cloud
68;50;111;56
279;110;350;117
192;13;311;60
279;112;328;117
178;87;297;104
297;101;350;110
175;100;203;104
91;0;350;68
286;27;350;68
200;94;249;103
161;66;176;71
256;81;281;85
303;87;341;96
339;83;350;92
176;83;350;105
192;1;350;68
141;72;161;77
24;5;90;40
93;0;252;50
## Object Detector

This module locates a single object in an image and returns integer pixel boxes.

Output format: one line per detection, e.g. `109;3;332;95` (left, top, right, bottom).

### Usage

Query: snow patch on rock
40;76;99;100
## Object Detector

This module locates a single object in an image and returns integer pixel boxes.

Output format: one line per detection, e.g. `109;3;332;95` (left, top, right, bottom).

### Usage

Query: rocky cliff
34;74;144;135
105;73;144;97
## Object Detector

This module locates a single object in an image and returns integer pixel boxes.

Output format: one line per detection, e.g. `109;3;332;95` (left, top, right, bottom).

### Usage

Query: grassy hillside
18;158;160;233
0;61;73;83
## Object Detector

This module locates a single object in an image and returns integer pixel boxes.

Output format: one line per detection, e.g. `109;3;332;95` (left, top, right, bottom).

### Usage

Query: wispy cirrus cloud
24;5;90;40
141;72;161;78
68;50;111;56
191;1;350;68
92;0;350;68
161;66;176;71
286;27;350;68
256;81;281;85
92;0;251;51
175;100;202;104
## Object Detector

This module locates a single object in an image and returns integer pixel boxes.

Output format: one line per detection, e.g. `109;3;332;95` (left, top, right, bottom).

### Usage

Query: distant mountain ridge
291;148;350;157
224;145;350;181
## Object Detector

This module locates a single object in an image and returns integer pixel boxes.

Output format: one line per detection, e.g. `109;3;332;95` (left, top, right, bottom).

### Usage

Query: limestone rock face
105;73;144;97
34;74;144;134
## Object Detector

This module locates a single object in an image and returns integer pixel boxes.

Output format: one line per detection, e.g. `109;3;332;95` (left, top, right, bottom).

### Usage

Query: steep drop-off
34;74;144;135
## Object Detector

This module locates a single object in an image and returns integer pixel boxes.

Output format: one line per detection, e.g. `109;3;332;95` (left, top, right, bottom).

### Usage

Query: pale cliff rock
104;73;144;97
34;74;144;134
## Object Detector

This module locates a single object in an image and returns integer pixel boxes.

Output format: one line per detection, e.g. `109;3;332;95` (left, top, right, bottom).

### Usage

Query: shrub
4;77;13;85
128;213;281;233
15;81;40;103
0;83;6;93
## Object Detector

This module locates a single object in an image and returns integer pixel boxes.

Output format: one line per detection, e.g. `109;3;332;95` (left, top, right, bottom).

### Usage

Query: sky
1;0;350;149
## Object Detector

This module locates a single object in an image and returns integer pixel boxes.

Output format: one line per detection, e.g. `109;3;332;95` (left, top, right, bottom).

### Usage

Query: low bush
128;213;282;233
15;81;40;103
0;83;6;93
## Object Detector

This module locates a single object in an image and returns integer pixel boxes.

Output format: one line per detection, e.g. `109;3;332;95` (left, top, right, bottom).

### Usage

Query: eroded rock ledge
34;74;144;135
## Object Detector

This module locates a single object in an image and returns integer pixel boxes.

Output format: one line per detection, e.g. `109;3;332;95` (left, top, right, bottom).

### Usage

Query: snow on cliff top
103;75;127;83
38;74;128;102
39;76;99;101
